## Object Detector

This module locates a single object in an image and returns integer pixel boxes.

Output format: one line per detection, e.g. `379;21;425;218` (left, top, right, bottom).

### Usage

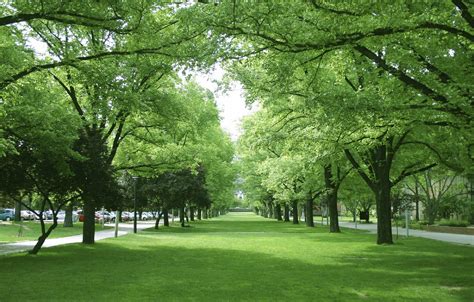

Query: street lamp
132;176;138;234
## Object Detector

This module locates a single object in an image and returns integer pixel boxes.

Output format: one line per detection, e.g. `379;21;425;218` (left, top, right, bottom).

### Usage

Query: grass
0;213;473;301
0;221;112;243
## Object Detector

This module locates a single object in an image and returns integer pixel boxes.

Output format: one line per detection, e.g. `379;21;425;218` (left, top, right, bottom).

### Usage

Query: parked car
20;210;35;220
0;209;15;221
140;212;150;221
32;211;47;220
108;211;116;222
95;211;112;223
121;211;132;222
57;211;66;220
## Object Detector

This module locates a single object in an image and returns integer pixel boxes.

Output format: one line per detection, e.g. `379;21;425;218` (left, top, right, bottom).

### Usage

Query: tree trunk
324;165;340;233
261;205;266;218
275;203;282;221
468;174;474;224
327;191;340;232
197;208;202;220
284;204;290;222
190;207;195;221
292;201;299;224
345;144;396;244
414;180;420;221
14;200;21;221
185;208;189;223
155;212;163;229
425;200;437;225
180;207;185;227
82;198;95;244
63;203;73;227
268;202;274;218
305;197;314;227
29;219;58;255
163;208;169;226
374;176;393;244
203;208;208;219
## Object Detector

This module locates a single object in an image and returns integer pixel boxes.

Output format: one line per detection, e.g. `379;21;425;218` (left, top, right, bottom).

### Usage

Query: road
334;220;474;246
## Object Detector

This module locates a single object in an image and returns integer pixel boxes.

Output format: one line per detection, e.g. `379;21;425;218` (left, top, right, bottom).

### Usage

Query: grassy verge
0;213;472;301
0;222;112;243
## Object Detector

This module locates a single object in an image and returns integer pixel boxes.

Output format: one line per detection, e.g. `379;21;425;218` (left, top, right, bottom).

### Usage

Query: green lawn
0;213;472;301
0;221;111;243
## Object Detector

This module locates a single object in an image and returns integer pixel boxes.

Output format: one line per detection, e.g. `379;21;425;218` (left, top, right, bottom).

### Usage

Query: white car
33;211;47;220
56;211;78;222
20;210;35;220
141;212;150;221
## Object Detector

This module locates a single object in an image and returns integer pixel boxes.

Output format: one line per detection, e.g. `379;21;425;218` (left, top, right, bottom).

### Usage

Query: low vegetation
0;222;111;243
0;213;472;301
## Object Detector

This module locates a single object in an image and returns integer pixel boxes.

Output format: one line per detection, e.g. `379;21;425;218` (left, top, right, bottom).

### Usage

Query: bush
438;219;469;227
407;221;428;230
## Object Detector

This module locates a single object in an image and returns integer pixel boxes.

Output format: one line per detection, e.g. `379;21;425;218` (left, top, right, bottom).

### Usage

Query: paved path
0;221;155;255
324;220;474;246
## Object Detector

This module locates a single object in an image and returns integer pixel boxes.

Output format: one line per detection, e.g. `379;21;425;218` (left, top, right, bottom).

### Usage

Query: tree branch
354;44;468;119
452;0;474;28
344;149;375;190
1;32;201;90
309;0;361;16
391;163;437;187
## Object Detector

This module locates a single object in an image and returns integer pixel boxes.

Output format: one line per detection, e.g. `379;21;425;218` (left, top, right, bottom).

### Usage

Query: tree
405;169;464;224
0;75;81;254
195;1;473;244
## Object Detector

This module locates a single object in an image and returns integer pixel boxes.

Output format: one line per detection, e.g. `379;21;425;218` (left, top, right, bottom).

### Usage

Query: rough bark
63;203;73;227
154;212;163;229
375;175;393;244
180;207;185;227
292;200;299;224
305;197;314;227
268;201;274;218
29;219;58;255
275;203;282;221
284;204;290;222
163;208;169;226
413;180;420;221
14;201;21;221
82;198;95;244
345;143;397;244
324;165;340;233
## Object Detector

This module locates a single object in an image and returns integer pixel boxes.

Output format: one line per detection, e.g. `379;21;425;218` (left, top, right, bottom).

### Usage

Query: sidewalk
0;221;155;256
335;220;474;246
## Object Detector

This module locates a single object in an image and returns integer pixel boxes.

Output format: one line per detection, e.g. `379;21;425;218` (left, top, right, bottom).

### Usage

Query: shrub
438;219;469;227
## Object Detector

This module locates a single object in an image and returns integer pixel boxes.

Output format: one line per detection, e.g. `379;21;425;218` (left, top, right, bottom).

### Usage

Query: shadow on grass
1;213;473;301
0;238;471;301
144;219;351;234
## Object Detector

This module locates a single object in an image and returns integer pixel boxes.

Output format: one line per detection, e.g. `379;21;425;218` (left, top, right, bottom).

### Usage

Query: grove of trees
0;1;235;253
202;1;472;244
0;1;472;252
